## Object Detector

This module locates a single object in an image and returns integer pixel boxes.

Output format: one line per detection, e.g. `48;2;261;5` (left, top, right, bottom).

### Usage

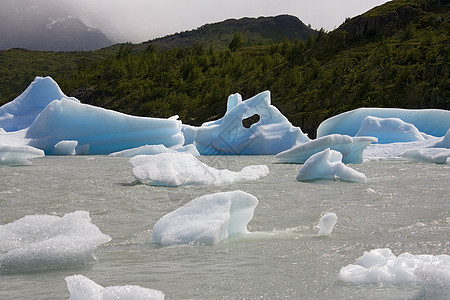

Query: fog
56;0;390;43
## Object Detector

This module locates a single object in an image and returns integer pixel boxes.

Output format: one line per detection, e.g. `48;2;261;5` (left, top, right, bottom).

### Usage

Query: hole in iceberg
242;114;260;128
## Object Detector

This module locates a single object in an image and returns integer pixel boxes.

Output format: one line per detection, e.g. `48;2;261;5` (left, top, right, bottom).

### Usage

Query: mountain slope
142;15;318;50
0;0;113;51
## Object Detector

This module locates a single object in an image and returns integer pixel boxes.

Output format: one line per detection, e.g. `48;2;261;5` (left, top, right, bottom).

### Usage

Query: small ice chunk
52;140;78;155
355;116;426;144
0;145;44;165
296;149;366;183
0;211;111;274
66;274;165;300
277;134;376;164
130;153;268;186
318;213;337;236
338;248;450;284
152;190;258;245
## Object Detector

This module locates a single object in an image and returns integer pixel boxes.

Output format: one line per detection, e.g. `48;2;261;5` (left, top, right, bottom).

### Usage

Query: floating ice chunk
152;190;258;245
338;248;450;284
109;144;199;157
130;153;268;186
66;275;165;300
317;108;450;138
318;213;337;236
277;134;376;164
296;149;366;183
52;140;78;155
0;76;79;132
0;144;44;165
355;116;426;143
401;148;450;164
25;97;184;155
194;91;309;155
414;265;450;299
0;211;111;274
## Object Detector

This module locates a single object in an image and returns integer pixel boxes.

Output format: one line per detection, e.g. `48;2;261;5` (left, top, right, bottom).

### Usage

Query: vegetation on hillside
0;0;448;137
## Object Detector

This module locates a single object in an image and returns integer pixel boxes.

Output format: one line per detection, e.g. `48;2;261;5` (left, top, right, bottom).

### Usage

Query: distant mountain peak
144;14;318;50
0;0;113;51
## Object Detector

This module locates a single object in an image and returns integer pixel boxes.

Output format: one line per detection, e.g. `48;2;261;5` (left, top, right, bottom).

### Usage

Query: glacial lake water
0;155;449;299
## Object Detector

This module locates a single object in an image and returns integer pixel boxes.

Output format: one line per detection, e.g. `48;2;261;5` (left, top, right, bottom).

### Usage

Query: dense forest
0;0;448;137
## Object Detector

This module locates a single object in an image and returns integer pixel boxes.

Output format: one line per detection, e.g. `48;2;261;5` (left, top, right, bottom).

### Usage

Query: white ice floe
318;213;337;236
296;149;366;183
152;190;258;245
0;144;44;166
338;248;450;284
364;127;450;161
0;211;111;274
277;134;376;164
355;116;426;143
317;107;450;138
109;144;199;157
66;275;165;300
192;91;309;155
400;148;450;164
130;153;269;186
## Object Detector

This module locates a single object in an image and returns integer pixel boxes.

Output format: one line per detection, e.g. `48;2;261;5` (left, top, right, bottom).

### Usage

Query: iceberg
338;248;450;284
0;77;185;155
25;97;184;155
193;91;309;155
152;190;258;245
0;144;44;166
130;153;269;186
317;108;450;138
276;134;377;164
296;149;366;183
0;76;79;132
66;275;165;300
318;213;337;236
355;116;426;143
0;211;111;274
109;144;199;157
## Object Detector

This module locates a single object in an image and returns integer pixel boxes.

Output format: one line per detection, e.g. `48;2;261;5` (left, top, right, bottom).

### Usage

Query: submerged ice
0;211;111;274
152;190;258;245
66;275;165;300
130;153;269;186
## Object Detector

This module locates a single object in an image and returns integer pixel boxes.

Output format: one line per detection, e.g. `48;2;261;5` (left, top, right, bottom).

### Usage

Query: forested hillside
1;0;448;137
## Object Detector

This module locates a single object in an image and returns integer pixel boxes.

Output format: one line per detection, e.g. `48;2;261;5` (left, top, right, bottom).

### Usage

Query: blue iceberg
192;91;309;155
0;77;184;155
317;108;450;139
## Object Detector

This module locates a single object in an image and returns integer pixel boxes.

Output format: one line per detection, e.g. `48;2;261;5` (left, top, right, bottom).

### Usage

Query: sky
62;0;391;43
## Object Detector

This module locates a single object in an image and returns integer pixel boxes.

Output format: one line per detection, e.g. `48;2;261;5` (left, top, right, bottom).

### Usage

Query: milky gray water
0;156;449;299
